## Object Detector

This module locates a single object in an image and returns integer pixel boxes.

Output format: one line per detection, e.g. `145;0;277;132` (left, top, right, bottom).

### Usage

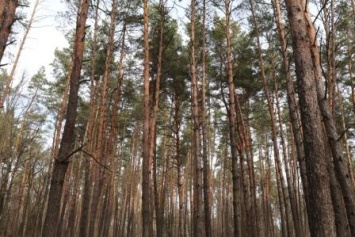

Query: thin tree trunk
150;2;165;236
224;1;242;236
142;0;153;235
201;0;212;236
336;85;355;187
271;54;302;237
189;0;203;236
21;161;35;237
264;138;276;237
173;92;185;237
10;90;38;234
154;126;169;237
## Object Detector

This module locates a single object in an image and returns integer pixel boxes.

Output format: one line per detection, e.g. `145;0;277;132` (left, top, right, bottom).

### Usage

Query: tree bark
189;0;204;236
272;2;309;235
142;0;153;235
150;2;165;236
42;1;90;235
303;4;355;235
201;0;212;236
79;1;100;235
0;0;17;65
224;1;241;236
284;0;337;236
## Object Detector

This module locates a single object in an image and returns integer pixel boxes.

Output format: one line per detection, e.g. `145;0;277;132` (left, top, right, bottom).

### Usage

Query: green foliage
209;16;260;97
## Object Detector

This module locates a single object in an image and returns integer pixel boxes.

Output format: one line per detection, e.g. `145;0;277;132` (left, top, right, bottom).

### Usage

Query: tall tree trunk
201;0;212;236
142;0;153;235
272;3;309;234
79;1;100;235
110;21;127;236
150;2;165;236
224;1;241;236
42;1;90;235
283;0;336;236
303;4;355;235
189;0;204;236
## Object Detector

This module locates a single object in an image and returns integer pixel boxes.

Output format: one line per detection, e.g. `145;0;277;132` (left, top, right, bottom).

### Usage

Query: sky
3;0;69;80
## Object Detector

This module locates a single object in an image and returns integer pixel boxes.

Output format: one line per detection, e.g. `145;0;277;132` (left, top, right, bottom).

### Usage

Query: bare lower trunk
43;161;70;235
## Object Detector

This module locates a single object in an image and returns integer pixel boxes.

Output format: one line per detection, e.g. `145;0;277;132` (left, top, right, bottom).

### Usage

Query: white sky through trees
3;0;68;80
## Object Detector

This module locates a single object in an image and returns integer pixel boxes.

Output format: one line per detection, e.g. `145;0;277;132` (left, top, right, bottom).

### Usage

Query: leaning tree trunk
42;1;90;236
284;0;336;236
